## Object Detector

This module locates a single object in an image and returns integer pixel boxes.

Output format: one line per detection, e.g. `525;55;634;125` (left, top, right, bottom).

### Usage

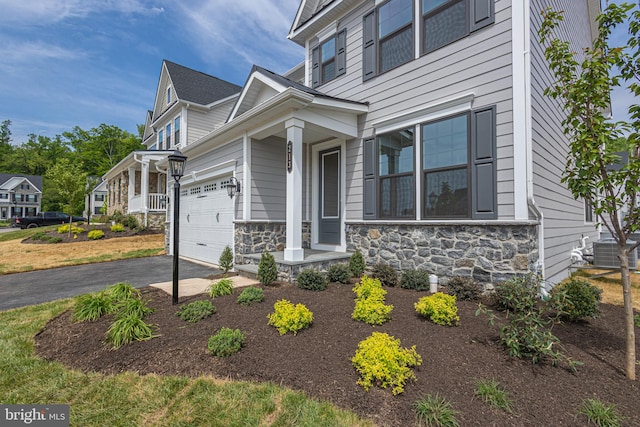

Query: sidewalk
150;275;259;297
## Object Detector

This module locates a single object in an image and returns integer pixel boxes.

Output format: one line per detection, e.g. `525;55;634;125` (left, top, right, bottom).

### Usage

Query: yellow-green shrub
87;229;104;240
111;223;125;232
57;224;85;234
352;275;393;325
267;299;313;335
352;332;422;395
415;292;460;326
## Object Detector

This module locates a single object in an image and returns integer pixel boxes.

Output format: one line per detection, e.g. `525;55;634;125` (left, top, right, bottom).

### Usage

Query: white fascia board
229;72;289;121
372;92;475;134
204;93;240;109
288;0;346;44
311;96;369;113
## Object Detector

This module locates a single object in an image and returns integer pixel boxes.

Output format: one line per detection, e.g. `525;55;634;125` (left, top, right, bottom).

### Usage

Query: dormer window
312;30;346;88
167;87;172;104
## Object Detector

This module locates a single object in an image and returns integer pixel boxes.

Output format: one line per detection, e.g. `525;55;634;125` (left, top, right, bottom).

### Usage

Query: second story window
167;87;172;104
158;129;164;150
364;0;494;80
312;30;346;88
174;116;181;146
166;123;171;148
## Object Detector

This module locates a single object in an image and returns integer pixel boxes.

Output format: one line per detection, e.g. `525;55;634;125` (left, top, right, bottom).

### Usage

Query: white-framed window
174;116;180;146
167;86;172;104
166;123;171;148
158;129;164;150
584;199;594;223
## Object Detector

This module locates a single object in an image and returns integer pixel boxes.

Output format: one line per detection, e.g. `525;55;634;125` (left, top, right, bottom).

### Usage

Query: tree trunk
618;244;637;380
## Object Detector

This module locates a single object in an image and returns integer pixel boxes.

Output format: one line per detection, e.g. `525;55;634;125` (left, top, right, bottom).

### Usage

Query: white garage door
179;176;234;265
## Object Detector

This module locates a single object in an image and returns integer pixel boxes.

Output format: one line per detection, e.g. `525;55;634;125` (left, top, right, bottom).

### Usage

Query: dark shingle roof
164;60;242;106
0;174;43;191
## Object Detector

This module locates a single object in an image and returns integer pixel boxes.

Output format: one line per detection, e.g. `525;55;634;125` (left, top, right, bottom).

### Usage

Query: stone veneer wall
107;171;129;215
234;221;311;260
130;212;165;230
345;222;539;285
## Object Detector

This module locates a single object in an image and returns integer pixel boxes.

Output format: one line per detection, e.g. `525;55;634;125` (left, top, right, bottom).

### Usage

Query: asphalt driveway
0;256;219;311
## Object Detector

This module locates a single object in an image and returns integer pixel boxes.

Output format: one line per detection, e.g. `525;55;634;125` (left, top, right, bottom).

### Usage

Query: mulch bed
35;283;640;426
22;224;161;244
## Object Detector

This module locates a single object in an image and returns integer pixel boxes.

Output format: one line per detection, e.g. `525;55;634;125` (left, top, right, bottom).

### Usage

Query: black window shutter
363;137;377;219
312;46;320;88
470;0;495;32
363;10;377;81
471;106;497;219
336;29;347;77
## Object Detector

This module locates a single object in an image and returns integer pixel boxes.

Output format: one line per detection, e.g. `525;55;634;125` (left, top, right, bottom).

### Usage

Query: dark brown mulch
23;224;161;244
35;284;640;426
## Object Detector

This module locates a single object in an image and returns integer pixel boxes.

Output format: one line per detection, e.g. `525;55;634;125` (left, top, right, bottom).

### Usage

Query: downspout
522;1;546;295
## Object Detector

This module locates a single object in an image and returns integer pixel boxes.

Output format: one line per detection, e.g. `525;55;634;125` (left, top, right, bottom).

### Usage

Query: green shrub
267;299;313;335
445;276;482;301
208;327;246;357
105;314;155;349
73;291;113;322
57;224;85;234
49;236;62;244
352;332;422;395
110;211;124;224
415;293;460;326
635;314;640;328
257;251;278;286
236;286;264;306
326;263;352;284
113;298;154;319
352;275;393;325
31;231;47;241
550;278;602;321
474;379;513;413
297;268;327;291
414;394;460;427
110;223;126;232
88;229;105;240
493;273;540;313
371;263;398;287
218;245;234;273
353;298;393;325
579;398;623;427
122;214;139;230
175;300;216;323
106;282;140;302
400;269;431;291
208;277;234;298
349;249;366;277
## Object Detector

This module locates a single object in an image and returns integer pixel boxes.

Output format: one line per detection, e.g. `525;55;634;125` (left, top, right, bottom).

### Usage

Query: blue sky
0;0;635;145
0;0;303;144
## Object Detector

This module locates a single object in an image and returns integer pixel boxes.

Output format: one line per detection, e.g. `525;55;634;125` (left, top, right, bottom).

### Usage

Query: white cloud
172;0;303;76
0;39;83;64
0;0;164;25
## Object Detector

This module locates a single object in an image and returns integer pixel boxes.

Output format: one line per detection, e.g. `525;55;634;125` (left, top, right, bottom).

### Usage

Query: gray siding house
105;0;600;287
0;174;42;220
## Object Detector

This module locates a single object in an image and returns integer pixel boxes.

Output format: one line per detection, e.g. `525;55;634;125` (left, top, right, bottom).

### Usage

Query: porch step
235;264;259;281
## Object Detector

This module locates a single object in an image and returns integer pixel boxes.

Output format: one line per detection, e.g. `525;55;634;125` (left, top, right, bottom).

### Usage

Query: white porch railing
149;193;166;211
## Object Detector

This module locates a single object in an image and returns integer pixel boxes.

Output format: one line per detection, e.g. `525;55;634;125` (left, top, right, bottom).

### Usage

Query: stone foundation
345;222;538;285
130;212;165;230
234;221;311;261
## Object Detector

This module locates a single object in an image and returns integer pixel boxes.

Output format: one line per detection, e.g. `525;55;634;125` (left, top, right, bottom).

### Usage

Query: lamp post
168;150;187;305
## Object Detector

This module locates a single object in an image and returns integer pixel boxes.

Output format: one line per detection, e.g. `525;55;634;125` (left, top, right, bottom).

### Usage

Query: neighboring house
102;60;242;229
0;174;43;220
85;178;108;219
105;0;601;287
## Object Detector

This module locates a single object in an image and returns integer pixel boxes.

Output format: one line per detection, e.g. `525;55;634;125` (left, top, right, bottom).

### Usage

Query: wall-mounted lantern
225;176;241;198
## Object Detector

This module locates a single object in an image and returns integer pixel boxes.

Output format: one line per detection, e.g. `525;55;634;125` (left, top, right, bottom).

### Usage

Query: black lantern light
168;150;187;305
225;176;241;198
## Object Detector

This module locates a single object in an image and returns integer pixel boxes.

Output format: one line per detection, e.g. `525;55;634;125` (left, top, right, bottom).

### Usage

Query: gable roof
229;65;367;120
0;174;43;192
163;60;242;106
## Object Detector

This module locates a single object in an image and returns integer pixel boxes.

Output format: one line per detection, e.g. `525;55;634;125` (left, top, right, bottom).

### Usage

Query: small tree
257;251;278;286
46;158;88;237
539;3;639;379
219;245;233;274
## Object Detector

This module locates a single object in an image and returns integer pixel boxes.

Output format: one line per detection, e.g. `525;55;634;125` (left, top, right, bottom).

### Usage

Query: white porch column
128;166;135;212
284;118;304;262
141;160;150;212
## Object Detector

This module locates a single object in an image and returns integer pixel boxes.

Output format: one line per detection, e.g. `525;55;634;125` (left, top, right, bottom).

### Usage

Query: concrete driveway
0;256;219;311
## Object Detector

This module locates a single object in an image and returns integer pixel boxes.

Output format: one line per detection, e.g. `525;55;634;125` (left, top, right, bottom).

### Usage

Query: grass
62;248;165;264
571;267;640;311
579;398;623;427
474;378;513;413
0;299;374;427
413;393;460;427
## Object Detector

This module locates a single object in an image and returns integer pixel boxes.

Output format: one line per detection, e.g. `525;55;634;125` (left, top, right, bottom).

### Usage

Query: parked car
11;212;87;229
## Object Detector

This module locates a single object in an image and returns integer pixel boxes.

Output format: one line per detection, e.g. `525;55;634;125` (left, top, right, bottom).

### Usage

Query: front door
318;148;341;244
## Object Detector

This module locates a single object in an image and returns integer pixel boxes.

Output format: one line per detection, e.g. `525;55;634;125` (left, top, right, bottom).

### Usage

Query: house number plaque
287;141;293;173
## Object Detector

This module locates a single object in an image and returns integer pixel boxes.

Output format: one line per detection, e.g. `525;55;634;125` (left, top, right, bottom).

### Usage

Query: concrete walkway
150;275;258;297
